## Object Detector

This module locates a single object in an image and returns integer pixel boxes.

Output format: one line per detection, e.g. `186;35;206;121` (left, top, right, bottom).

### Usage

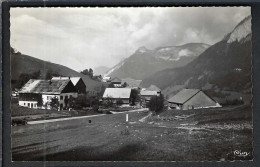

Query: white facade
42;92;78;109
19;100;38;109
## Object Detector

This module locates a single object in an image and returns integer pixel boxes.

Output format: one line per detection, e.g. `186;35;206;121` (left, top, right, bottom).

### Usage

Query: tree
50;96;59;110
122;82;128;88
116;99;124;106
81;69;89;75
37;95;43;108
17;70;41;88
147;94;164;114
130;89;140;106
89;68;93;78
108;82;115;88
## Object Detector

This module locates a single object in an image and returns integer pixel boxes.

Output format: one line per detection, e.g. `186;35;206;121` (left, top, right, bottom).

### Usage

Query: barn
52;77;86;94
109;77;122;87
121;78;142;89
168;89;221;110
18;79;78;109
102;88;132;104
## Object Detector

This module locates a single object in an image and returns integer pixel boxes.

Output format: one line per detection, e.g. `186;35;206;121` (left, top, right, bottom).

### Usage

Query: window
24;103;26;106
60;96;63;100
70;95;72;99
27;103;30;107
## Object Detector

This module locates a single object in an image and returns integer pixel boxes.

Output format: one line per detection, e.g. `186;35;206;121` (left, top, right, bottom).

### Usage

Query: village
11;73;252;161
11;74;223;125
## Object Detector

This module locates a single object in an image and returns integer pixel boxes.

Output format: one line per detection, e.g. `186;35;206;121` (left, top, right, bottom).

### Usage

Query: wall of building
103;98;130;104
19;100;38;109
75;79;86;94
59;92;78;108
183;91;217;110
42;92;78;109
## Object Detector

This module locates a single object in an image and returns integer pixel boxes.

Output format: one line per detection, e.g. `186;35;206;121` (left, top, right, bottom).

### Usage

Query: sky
11;7;250;72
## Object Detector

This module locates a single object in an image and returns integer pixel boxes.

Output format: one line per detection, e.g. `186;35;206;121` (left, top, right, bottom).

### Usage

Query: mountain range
141;16;252;98
105;43;210;80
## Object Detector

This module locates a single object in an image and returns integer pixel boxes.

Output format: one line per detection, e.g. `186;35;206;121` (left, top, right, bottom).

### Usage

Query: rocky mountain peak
226;16;251;43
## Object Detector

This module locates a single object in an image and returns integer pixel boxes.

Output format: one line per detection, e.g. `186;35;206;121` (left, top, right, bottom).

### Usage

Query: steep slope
105;43;210;80
141;16;252;97
11;50;103;91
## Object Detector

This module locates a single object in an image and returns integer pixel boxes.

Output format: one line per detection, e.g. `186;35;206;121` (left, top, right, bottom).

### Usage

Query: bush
224;98;244;105
147;94;164;114
50;96;59;110
12;119;27;126
116;99;124;106
93;105;99;112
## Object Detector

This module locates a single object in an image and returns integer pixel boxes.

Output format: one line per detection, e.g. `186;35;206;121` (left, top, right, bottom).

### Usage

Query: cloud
10;7;250;71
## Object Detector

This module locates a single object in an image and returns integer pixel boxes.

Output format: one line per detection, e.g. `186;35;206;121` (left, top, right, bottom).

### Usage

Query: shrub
116;99;124;106
147;94;164;114
50;96;59;110
93;105;99;112
224;98;244;105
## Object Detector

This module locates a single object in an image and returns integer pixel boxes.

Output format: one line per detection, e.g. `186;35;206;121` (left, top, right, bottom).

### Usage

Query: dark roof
110;77;121;83
19;79;73;94
121;78;142;88
168;89;201;104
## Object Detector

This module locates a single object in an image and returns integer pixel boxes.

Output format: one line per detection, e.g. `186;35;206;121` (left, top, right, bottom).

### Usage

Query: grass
12;105;253;161
11;104;103;122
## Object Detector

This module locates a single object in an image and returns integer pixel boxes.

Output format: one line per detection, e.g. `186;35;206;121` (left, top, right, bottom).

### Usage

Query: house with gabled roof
102;88;132;104
168;89;221;110
140;85;161;107
109;77;122;87
121;78;142;89
52;77;86;94
18;79;78;109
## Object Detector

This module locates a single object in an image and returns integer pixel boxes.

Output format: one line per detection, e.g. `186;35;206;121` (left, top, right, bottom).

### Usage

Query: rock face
105;43;210;80
227;16;251;43
141;16;252;97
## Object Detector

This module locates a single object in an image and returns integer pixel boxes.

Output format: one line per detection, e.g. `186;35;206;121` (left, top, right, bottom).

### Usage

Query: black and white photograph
10;7;253;161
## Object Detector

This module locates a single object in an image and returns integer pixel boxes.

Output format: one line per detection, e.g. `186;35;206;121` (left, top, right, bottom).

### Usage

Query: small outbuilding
102;88;132;104
168;89;221;110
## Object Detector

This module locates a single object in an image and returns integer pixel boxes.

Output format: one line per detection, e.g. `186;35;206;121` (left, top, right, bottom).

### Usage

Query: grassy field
12;105;252;161
11;104;104;122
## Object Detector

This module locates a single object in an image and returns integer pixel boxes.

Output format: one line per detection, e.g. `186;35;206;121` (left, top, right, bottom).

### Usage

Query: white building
18;79;78;109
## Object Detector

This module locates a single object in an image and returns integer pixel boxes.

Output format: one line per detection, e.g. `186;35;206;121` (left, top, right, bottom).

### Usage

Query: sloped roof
168;89;200;104
121;78;142;88
103;88;132;98
140;90;158;96
19;79;71;94
147;85;161;92
51;77;82;86
110;77;121;83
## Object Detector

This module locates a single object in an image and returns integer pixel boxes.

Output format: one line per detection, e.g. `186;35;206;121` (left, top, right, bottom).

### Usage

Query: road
12;109;149;161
